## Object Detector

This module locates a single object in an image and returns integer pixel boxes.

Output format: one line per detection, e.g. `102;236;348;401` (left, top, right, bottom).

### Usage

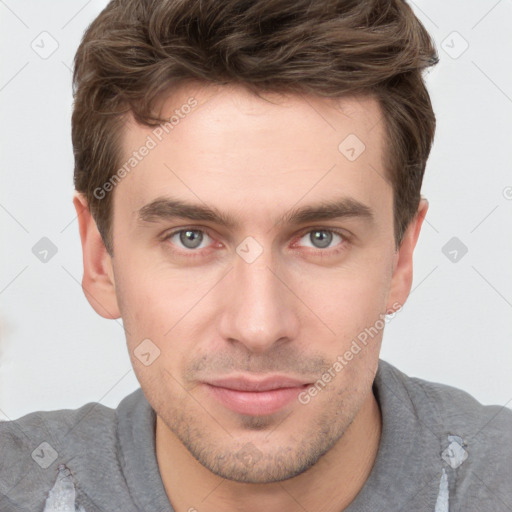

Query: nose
217;245;300;354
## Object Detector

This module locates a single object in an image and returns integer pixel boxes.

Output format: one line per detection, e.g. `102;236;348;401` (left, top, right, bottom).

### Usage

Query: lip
206;375;310;391
203;375;311;416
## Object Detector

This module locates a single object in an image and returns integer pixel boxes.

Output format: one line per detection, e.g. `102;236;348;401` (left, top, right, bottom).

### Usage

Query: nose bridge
217;241;299;353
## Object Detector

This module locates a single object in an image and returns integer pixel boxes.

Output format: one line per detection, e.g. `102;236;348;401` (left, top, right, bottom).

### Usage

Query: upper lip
205;375;310;392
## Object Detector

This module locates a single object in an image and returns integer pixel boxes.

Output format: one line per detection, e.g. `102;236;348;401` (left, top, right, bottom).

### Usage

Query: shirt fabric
1;359;511;512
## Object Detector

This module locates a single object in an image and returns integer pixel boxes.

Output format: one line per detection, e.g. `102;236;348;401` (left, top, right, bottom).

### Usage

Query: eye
162;227;348;256
166;229;213;250
296;229;345;250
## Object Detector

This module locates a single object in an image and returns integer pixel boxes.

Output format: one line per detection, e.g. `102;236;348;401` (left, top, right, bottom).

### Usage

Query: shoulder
377;360;512;506
378;360;512;437
0;395;119;511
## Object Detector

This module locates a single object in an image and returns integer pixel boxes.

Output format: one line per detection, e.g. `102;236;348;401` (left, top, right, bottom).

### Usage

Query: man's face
108;84;400;483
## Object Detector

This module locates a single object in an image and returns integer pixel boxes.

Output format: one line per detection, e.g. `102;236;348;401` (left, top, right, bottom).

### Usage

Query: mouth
203;375;311;416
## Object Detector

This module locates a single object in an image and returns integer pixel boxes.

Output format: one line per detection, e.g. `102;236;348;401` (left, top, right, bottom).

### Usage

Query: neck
156;390;381;512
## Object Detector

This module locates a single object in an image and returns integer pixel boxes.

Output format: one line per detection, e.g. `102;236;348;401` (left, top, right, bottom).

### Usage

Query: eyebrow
137;196;374;228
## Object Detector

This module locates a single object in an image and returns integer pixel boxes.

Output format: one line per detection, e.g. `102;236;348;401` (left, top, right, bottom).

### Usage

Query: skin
74;82;427;512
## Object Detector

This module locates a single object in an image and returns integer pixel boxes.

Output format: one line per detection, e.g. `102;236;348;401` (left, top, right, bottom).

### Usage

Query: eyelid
294;226;352;242
160;226;215;245
290;226;351;251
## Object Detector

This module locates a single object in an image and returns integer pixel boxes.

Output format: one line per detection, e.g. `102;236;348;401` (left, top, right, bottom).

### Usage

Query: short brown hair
72;0;438;254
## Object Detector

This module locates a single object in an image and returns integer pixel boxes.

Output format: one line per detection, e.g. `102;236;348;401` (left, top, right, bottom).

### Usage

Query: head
72;0;437;483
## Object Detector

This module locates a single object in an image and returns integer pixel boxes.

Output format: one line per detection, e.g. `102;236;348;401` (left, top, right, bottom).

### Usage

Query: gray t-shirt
1;359;511;511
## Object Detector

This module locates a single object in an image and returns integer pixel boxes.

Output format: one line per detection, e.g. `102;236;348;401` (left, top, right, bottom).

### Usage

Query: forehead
114;83;390;229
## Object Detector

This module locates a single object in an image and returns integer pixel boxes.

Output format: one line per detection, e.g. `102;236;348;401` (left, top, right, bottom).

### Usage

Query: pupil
180;230;203;249
311;230;332;249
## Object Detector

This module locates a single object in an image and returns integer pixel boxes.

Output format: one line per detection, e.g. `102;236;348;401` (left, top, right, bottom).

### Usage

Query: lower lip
205;384;308;416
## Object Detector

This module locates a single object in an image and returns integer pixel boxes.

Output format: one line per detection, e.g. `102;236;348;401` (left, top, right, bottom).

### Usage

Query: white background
0;0;511;421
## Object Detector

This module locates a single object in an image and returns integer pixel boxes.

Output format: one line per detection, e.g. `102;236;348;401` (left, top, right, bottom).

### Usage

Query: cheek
114;256;217;358
302;258;392;330
116;270;191;394
293;260;391;380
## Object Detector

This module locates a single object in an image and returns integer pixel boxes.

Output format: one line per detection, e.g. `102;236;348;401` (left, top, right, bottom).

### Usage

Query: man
1;0;511;511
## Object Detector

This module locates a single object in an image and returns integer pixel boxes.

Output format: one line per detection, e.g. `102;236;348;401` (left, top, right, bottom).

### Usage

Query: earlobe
73;192;121;319
386;198;429;311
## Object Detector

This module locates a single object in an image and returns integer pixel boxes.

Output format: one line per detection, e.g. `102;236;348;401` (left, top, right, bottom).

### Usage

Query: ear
73;192;120;319
386;198;428;312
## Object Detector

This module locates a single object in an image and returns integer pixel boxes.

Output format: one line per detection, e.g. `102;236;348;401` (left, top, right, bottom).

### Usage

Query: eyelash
161;226;351;258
